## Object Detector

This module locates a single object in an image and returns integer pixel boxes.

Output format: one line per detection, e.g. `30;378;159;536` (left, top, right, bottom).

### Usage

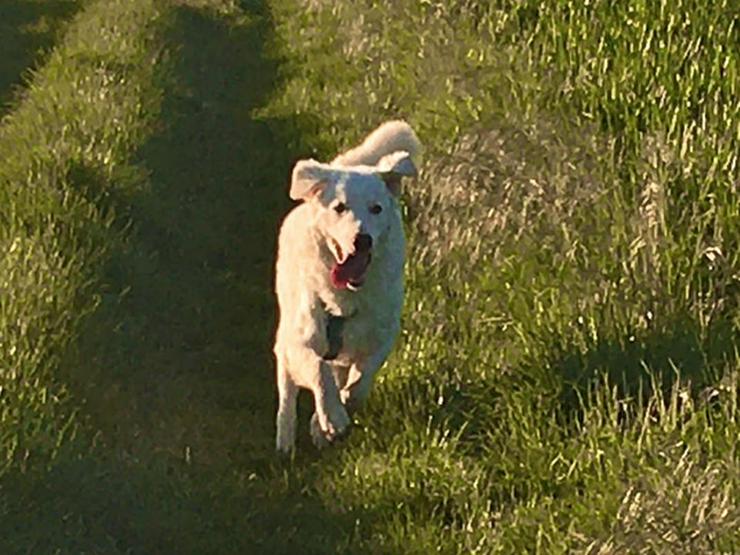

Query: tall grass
265;0;740;551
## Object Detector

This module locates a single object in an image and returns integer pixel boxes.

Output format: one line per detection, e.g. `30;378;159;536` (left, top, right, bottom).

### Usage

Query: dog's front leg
286;344;351;443
275;354;298;453
313;358;351;441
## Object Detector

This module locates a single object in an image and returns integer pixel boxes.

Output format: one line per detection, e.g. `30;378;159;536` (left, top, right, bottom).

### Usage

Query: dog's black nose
354;233;373;252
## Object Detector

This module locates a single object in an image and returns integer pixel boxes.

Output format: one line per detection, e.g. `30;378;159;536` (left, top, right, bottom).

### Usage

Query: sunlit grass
265;0;740;551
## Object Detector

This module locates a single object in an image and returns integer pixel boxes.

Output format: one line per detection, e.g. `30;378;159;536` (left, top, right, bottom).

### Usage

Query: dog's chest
321;311;383;364
320;292;367;353
320;282;400;362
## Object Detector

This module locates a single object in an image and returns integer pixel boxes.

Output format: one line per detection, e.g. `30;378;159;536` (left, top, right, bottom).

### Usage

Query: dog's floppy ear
377;150;418;196
290;159;331;200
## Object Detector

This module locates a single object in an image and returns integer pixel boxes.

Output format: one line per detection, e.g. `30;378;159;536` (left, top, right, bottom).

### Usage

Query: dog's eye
370;204;383;215
333;202;347;214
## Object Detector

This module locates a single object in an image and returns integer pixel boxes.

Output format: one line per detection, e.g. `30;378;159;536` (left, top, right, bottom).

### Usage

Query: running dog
274;121;421;452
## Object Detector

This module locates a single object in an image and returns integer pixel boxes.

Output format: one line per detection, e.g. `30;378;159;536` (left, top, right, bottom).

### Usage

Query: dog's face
290;151;417;290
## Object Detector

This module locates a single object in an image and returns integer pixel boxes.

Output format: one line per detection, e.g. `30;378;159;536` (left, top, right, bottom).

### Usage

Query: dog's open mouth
329;238;372;290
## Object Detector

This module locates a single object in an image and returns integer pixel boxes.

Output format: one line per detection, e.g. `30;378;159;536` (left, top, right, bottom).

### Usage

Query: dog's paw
275;438;293;455
340;387;359;414
327;402;351;439
275;429;295;455
314;403;351;446
310;412;331;449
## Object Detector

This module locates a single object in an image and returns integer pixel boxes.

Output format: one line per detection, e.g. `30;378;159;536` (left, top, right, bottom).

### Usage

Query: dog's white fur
274;121;421;452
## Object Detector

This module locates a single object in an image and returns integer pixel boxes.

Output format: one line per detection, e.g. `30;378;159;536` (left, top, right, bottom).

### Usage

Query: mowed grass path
1;1;350;553
1;0;739;553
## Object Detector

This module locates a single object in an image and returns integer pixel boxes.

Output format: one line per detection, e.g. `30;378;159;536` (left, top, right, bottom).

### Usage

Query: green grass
0;0;84;115
1;0;739;553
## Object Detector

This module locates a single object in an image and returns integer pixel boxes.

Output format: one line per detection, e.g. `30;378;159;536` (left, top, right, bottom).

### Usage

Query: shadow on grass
0;0;81;115
1;451;351;554
551;312;735;414
364;306;738;519
386;308;736;452
0;2;364;554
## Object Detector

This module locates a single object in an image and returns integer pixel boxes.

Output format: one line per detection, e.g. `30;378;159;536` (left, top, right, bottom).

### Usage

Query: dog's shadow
1;3;367;553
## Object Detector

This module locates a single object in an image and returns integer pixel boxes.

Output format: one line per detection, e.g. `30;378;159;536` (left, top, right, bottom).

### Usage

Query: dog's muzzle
330;233;373;290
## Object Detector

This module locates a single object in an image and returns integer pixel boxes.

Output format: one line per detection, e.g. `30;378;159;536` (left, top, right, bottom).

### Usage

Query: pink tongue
331;251;371;289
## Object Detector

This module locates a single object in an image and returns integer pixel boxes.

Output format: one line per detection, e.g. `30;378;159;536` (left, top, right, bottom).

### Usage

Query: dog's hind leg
341;334;398;413
275;355;298;453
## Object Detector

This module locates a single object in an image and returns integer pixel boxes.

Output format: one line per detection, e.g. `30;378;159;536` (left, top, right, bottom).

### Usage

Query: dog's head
289;151;417;290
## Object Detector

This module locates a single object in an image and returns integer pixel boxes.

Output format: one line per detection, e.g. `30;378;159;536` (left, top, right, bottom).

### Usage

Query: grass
0;0;84;116
0;0;739;553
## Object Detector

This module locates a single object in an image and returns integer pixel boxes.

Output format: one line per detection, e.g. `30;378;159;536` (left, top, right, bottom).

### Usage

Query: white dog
273;121;421;452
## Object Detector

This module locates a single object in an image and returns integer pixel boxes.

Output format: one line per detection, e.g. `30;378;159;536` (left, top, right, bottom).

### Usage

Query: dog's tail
332;120;422;167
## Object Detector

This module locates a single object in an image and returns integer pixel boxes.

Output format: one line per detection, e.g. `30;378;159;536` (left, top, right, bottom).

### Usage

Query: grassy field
0;0;738;553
